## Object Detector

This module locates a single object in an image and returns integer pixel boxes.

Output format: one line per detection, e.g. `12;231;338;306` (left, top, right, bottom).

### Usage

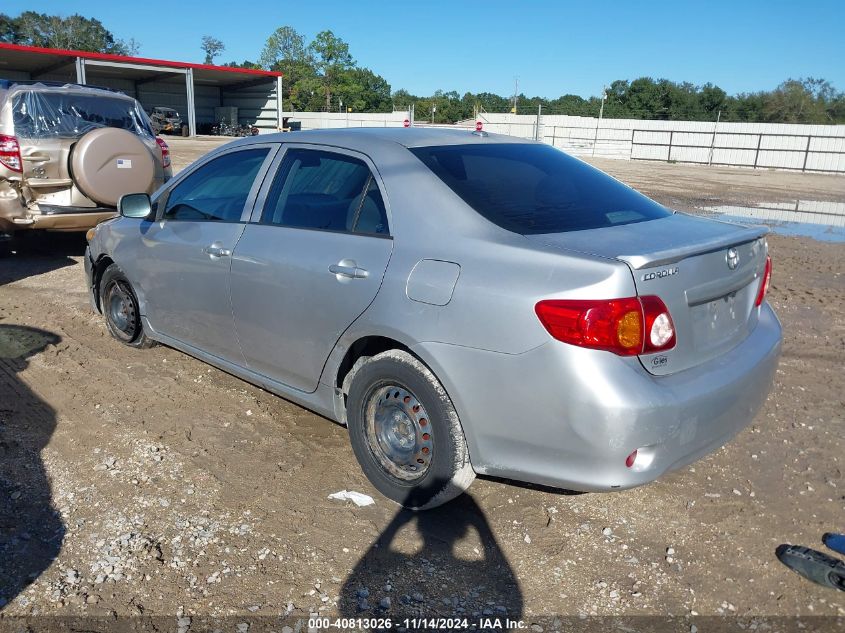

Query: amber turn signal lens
617;310;643;349
85;227;97;241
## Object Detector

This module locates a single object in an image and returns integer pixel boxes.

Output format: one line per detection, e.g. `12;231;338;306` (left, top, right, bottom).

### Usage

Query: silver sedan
84;129;782;509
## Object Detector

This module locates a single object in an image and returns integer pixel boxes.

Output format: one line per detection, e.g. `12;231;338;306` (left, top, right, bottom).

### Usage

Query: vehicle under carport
0;42;284;136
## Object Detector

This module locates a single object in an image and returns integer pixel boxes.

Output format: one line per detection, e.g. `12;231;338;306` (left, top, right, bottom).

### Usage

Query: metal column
185;67;197;137
75;57;86;84
276;76;283;131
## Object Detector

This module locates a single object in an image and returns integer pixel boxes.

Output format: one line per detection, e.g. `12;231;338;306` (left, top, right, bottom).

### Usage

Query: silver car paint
87;128;782;492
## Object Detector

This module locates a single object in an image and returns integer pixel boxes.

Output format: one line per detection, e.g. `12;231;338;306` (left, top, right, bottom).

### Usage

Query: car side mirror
118;193;153;219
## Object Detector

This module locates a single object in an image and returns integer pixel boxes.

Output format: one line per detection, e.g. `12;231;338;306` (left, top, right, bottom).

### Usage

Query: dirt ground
1;138;844;629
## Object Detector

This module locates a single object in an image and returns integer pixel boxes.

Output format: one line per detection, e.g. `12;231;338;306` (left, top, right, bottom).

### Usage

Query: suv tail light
535;296;676;356
155;136;171;169
755;255;772;307
0;134;22;172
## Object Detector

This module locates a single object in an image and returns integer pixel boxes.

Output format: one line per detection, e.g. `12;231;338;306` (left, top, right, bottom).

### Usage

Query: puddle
697;200;845;243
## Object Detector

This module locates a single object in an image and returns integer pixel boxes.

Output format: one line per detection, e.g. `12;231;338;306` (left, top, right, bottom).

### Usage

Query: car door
135;145;276;362
230;145;393;392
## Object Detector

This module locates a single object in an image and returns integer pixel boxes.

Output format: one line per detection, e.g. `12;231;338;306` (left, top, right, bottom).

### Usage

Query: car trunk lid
526;213;770;375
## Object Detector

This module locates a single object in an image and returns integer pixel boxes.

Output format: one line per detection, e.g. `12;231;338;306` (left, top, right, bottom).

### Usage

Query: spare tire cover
71;128;156;207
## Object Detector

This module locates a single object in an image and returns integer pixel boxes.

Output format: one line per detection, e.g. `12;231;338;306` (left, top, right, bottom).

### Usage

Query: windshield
411;143;671;234
11;90;154;140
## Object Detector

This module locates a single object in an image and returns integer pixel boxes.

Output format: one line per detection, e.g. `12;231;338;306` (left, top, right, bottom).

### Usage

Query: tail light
155;136;171;169
535;296;676;356
755;256;772;307
0;134;22;172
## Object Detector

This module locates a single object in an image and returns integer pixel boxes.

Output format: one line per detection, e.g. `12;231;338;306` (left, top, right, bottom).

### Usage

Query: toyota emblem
726;247;739;270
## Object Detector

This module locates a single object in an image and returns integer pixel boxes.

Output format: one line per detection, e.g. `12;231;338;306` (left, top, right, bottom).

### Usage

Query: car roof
232;127;535;153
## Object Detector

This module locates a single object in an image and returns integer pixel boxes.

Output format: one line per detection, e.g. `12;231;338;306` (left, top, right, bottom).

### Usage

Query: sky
6;0;845;99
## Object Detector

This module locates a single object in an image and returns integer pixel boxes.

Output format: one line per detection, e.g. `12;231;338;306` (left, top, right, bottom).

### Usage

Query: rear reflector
535;296;675;356
625;449;638;468
755;255;772;307
0;134;22;172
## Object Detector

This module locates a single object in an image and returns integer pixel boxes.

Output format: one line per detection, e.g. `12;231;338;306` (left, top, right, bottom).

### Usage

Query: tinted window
262;149;389;234
410;143;670;234
164;149;269;222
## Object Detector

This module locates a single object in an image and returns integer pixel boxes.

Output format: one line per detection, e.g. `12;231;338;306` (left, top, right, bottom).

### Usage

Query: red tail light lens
0;134;22;172
755;256;772;307
535;296;676;356
155;136;171;169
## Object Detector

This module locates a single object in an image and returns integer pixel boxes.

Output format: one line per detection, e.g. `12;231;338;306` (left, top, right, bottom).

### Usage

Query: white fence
281;111;845;174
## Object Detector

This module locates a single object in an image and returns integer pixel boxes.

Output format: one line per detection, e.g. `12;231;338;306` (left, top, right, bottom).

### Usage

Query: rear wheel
346;350;475;510
100;264;154;348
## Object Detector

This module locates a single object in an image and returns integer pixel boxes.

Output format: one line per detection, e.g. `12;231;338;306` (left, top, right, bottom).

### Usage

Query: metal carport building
0;42;283;136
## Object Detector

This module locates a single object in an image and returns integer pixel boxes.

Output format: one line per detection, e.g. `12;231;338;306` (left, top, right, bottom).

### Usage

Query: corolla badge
726;247;739;270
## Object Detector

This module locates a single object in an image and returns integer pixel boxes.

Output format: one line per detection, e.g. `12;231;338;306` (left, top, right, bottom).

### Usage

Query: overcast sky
7;0;845;98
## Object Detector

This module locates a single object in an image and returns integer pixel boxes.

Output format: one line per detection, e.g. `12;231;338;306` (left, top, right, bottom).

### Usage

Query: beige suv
0;81;172;256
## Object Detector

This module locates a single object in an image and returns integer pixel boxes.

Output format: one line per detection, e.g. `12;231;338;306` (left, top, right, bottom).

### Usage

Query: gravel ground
0;141;843;630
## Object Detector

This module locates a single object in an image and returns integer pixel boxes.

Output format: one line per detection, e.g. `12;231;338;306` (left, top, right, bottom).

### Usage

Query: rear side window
164;148;269;222
410;143;670;234
261;148;389;235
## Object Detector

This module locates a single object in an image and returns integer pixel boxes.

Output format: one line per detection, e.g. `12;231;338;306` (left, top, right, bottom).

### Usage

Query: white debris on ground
327;491;375;507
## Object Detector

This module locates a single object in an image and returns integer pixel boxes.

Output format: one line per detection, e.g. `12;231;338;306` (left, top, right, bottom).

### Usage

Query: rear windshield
410;143;670;234
11;91;154;140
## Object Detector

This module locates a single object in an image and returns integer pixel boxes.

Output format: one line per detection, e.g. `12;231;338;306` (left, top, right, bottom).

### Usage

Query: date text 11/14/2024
309;616;528;630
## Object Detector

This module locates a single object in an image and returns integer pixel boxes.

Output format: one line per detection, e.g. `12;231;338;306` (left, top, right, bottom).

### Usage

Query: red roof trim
0;42;283;78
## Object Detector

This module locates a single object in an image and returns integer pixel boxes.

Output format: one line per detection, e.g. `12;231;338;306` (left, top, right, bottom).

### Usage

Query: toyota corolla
84;128;781;509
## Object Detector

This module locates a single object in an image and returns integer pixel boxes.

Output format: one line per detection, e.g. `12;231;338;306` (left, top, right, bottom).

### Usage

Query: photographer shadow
0;323;64;610
340;485;522;628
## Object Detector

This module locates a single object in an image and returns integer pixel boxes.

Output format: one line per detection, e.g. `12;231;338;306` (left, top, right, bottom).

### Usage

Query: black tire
346;350;475;510
99;264;154;349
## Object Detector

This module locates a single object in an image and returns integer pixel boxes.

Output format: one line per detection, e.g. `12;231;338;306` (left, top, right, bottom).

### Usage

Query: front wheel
100;264;154;349
346;350;475;510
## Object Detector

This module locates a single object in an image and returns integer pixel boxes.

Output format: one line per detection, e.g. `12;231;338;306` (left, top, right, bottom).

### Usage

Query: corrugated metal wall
221;80;279;130
275;111;845;173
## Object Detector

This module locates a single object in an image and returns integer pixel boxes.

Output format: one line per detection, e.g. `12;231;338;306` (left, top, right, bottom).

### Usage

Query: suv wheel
100;264;154;348
346;350;475;510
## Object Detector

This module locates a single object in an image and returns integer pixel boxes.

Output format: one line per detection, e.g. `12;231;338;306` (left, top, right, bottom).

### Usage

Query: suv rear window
12;91;153;139
410;143;670;234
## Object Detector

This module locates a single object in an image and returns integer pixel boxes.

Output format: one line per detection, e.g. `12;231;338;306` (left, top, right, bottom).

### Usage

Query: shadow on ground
0;323;64;609
0;233;84;286
340;489;522;627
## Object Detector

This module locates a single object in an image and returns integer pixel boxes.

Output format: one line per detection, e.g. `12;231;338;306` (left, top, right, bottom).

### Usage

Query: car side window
261;148;389;235
163;148;269;222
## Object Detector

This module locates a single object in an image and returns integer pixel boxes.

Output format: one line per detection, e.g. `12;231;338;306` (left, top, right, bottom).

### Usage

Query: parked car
84;129;781;509
149;106;185;136
0;80;172;256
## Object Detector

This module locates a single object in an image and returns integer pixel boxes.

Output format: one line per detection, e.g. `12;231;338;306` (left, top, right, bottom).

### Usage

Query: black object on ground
776;544;845;592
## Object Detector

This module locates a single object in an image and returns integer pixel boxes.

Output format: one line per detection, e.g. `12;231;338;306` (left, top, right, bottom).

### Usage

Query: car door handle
329;263;369;279
203;244;231;258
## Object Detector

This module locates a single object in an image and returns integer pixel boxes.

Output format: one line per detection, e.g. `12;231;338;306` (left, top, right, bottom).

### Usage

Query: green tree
1;11;137;54
309;30;354;111
201;35;225;65
224;60;261;70
258;26;315;103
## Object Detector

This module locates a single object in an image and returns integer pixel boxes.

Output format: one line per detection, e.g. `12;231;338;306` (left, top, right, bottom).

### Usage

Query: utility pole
708;110;721;166
512;76;519;114
592;86;607;157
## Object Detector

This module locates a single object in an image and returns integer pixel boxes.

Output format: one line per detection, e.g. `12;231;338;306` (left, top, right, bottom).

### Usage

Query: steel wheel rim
107;281;138;341
365;384;433;481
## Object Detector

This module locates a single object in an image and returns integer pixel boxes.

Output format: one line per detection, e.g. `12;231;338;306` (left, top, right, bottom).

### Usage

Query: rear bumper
413;303;782;492
20;209;116;231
